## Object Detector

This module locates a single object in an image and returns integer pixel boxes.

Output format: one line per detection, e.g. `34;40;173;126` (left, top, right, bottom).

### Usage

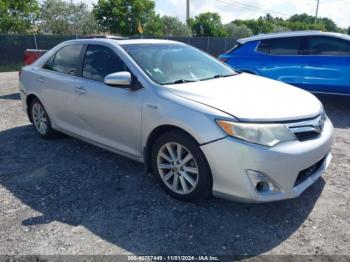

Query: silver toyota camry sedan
19;38;333;203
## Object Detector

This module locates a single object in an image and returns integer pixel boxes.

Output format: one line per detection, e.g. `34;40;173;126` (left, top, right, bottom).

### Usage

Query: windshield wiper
162;74;235;85
162;79;198;85
200;74;235;81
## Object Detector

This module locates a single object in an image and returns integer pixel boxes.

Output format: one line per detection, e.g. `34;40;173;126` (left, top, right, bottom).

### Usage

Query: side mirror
104;71;132;87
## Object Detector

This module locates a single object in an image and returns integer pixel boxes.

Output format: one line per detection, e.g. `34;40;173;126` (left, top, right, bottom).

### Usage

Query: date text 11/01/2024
127;255;220;261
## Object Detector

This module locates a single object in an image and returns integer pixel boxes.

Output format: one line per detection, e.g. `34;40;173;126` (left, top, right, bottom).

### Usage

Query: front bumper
201;117;334;203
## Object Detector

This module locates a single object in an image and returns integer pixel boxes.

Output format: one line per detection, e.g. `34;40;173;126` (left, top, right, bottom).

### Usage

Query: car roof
116;39;182;45
63;38;183;46
238;31;350;44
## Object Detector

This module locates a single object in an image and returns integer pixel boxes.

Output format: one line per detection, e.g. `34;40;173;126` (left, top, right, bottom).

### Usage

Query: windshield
122;43;236;85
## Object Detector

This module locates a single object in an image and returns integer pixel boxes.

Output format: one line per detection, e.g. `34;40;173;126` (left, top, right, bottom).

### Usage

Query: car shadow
315;94;350;129
0;92;20;100
0;124;325;255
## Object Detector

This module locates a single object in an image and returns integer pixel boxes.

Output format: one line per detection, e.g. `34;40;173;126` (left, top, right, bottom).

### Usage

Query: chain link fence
0;34;238;71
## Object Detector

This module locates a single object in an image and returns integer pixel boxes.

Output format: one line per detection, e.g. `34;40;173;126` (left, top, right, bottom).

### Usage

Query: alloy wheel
32;103;48;135
157;142;199;194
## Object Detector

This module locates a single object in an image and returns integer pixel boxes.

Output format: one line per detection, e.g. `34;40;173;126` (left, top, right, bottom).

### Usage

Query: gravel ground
0;72;349;257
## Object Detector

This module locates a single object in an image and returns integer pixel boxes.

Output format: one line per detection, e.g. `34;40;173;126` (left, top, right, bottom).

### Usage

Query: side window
257;37;301;55
83;45;128;82
307;36;350;56
51;45;84;76
43;55;54;70
257;40;269;54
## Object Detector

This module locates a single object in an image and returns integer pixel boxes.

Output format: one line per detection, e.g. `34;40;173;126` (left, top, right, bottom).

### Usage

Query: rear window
257;37;301;55
51;45;84;76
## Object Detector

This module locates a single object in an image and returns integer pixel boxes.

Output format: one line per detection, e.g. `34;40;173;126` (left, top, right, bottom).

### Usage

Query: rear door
255;37;303;86
39;44;85;133
301;36;350;94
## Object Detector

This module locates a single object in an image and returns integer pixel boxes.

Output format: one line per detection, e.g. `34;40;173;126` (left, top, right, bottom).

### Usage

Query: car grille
294;131;320;141
294;157;325;187
286;113;326;142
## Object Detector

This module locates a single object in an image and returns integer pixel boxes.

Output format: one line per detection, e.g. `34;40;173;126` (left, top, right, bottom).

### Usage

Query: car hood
165;73;323;122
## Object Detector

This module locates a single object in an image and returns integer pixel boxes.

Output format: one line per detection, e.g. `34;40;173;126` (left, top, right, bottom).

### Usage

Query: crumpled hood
165;73;323;122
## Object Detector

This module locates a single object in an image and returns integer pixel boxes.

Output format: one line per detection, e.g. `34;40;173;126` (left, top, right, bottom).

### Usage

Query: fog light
246;170;280;194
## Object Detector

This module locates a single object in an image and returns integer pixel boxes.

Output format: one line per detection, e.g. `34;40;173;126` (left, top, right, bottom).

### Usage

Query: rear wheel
30;98;57;139
151;130;212;202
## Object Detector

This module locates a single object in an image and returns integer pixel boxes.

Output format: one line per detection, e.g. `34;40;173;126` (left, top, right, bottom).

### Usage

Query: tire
151;130;212;202
30;98;57;139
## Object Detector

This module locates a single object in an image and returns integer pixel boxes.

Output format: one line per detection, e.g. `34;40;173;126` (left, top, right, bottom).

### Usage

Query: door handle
38;76;45;83
146;103;158;110
75;86;87;95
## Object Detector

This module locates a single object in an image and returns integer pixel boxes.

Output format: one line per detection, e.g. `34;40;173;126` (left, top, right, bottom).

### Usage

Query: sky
76;0;350;28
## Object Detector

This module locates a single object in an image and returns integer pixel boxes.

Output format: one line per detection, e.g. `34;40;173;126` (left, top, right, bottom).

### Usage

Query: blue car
219;31;350;95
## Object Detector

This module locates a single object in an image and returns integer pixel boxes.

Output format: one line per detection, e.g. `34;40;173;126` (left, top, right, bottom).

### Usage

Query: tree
347;27;350;35
0;0;39;33
272;24;289;33
188;12;226;37
256;16;275;33
224;23;252;38
279;20;326;31
93;0;156;35
39;0;98;35
288;13;339;32
39;0;70;34
69;2;99;35
144;13;162;36
233;13;343;35
233;14;275;35
288;13;315;24
160;16;192;36
233;19;260;35
320;17;337;32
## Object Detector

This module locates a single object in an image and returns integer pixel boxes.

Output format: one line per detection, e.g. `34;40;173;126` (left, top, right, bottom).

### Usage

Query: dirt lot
0;72;349;257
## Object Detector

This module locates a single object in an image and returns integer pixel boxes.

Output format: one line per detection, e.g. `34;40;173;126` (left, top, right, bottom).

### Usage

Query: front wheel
151;130;212;202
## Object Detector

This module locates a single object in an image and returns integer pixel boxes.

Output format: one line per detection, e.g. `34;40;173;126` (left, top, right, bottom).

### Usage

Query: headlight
216;120;297;147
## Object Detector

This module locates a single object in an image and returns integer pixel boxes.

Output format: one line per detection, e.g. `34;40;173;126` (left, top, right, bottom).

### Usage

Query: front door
301;36;350;95
73;44;144;157
255;37;303;86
